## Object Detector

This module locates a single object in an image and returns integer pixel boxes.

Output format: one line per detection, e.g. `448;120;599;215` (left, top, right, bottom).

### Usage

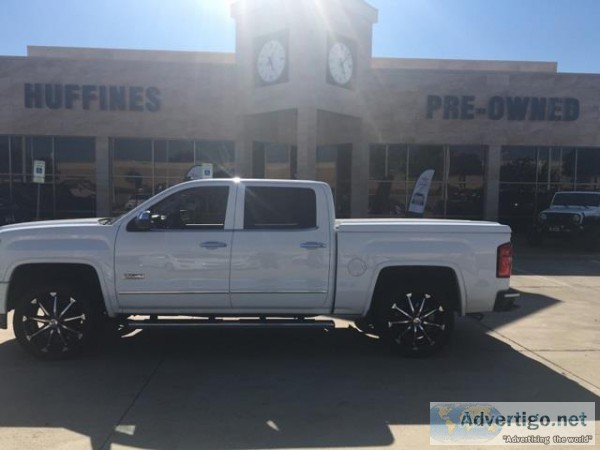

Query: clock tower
231;0;378;216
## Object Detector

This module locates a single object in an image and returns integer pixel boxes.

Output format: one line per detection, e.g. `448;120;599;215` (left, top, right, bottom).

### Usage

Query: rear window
244;186;316;229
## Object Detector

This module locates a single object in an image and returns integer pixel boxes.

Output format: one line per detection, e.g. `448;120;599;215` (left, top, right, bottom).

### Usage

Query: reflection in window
500;146;536;182
0;136;96;220
317;145;351;218
499;145;600;230
252;142;297;179
408;145;443;181
576;148;600;186
54;137;96;218
111;138;235;215
146;186;229;230
447;146;485;218
244;186;316;229
368;144;484;219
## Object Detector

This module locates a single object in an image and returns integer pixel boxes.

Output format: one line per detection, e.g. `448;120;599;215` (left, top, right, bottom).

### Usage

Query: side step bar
126;318;336;330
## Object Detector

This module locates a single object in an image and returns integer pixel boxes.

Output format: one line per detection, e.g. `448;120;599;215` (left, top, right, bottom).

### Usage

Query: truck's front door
230;184;332;310
115;184;235;311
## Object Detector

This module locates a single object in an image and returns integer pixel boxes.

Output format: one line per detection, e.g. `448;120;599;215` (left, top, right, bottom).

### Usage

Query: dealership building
1;0;600;229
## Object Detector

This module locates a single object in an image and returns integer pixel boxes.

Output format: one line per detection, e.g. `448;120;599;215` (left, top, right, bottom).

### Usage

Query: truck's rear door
229;182;333;310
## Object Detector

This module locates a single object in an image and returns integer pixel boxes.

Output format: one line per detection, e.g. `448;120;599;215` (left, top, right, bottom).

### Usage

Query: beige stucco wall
362;68;600;147
0;55;238;140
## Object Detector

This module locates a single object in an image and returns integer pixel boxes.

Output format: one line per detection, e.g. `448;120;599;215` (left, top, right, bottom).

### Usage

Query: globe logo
430;403;504;443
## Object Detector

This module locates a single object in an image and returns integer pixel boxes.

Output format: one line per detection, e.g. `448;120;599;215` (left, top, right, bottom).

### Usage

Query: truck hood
544;206;597;213
0;218;105;232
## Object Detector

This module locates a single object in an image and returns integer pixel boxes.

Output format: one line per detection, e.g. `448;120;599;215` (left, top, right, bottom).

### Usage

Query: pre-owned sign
426;95;580;121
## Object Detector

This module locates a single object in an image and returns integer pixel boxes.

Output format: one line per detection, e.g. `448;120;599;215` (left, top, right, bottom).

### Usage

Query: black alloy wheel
13;283;100;359
377;289;454;357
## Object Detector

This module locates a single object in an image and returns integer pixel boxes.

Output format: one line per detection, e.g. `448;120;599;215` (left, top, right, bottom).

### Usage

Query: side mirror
135;210;152;231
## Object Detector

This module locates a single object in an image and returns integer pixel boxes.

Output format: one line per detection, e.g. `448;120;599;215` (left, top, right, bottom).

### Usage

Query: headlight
539;213;547;221
572;214;582;223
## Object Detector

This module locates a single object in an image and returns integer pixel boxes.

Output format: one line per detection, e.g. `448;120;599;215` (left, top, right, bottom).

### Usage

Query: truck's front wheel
13;283;102;360
375;288;454;357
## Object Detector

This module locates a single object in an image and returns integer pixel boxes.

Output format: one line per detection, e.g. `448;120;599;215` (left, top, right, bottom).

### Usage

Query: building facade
1;0;600;230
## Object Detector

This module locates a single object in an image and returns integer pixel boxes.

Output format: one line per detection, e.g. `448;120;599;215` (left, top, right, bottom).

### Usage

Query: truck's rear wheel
375;288;454;357
13;283;101;360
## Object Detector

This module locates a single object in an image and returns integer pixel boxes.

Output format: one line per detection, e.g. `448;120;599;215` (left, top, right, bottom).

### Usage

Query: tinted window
146;186;229;230
244;187;316;229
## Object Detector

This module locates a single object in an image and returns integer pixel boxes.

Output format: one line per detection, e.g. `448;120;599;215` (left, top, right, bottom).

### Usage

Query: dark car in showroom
528;191;600;248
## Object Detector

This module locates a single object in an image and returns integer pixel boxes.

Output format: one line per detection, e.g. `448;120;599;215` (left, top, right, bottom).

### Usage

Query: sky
1;0;599;73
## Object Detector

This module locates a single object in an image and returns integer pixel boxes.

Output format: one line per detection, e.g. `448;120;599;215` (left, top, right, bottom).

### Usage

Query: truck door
114;184;235;311
230;184;332;310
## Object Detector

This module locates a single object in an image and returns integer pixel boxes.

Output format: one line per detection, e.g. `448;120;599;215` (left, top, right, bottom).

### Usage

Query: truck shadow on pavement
0;293;597;450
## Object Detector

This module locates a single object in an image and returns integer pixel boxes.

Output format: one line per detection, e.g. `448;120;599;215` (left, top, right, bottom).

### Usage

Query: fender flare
361;261;467;317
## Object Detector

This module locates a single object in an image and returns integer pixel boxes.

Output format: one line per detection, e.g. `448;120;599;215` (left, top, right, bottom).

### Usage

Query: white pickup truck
0;179;517;359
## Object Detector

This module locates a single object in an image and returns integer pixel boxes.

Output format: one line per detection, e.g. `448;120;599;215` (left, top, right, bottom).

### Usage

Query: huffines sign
24;83;161;112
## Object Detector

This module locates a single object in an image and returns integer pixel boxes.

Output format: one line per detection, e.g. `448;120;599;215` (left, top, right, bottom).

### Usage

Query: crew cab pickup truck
0;179;517;359
529;191;600;248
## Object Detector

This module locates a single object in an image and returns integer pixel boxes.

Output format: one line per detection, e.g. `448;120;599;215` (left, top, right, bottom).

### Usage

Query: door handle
300;241;326;249
200;241;228;249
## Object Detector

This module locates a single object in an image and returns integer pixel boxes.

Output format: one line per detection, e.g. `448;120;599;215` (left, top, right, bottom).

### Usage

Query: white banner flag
408;169;435;216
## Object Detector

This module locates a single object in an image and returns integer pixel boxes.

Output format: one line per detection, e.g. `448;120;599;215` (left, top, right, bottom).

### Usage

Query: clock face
256;39;287;84
328;41;354;86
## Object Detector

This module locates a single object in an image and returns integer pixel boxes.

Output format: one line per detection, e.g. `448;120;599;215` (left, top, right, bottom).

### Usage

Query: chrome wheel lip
21;292;87;355
387;292;446;350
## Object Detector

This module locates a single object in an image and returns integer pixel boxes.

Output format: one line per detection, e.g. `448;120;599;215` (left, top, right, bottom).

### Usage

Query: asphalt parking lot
0;238;598;450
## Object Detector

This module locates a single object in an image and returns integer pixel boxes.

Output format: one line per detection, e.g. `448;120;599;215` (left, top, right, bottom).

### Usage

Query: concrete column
484;144;501;221
296;108;317;180
351;128;369;218
234;115;253;177
95;137;111;217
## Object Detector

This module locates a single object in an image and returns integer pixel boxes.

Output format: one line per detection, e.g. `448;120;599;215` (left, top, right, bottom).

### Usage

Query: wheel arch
6;262;109;315
363;264;466;317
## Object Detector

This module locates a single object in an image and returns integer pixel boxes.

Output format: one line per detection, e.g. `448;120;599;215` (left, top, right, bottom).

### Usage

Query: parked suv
528;191;600;247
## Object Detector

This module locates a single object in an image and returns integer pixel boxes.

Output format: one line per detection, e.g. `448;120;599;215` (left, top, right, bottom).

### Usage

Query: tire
374;288;454;357
13;282;103;360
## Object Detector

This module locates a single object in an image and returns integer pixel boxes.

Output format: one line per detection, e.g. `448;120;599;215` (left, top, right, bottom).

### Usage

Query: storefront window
576;148;600;188
369;144;484;219
112;139;153;214
54;137;96;218
0;137;9;175
499;146;600;230
252;142;296;179
111;138;235;215
317;144;352;218
0;136;96;221
195;141;235;178
408;145;443;181
500;146;537;182
447;146;485;218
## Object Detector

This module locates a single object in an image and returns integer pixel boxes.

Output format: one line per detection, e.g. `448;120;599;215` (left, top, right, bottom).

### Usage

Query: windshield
552;192;600;207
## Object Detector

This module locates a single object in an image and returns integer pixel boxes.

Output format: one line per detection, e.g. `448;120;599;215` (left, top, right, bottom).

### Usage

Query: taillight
497;242;512;278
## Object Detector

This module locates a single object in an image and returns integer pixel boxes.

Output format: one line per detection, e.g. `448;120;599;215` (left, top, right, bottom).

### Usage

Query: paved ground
0;238;598;449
